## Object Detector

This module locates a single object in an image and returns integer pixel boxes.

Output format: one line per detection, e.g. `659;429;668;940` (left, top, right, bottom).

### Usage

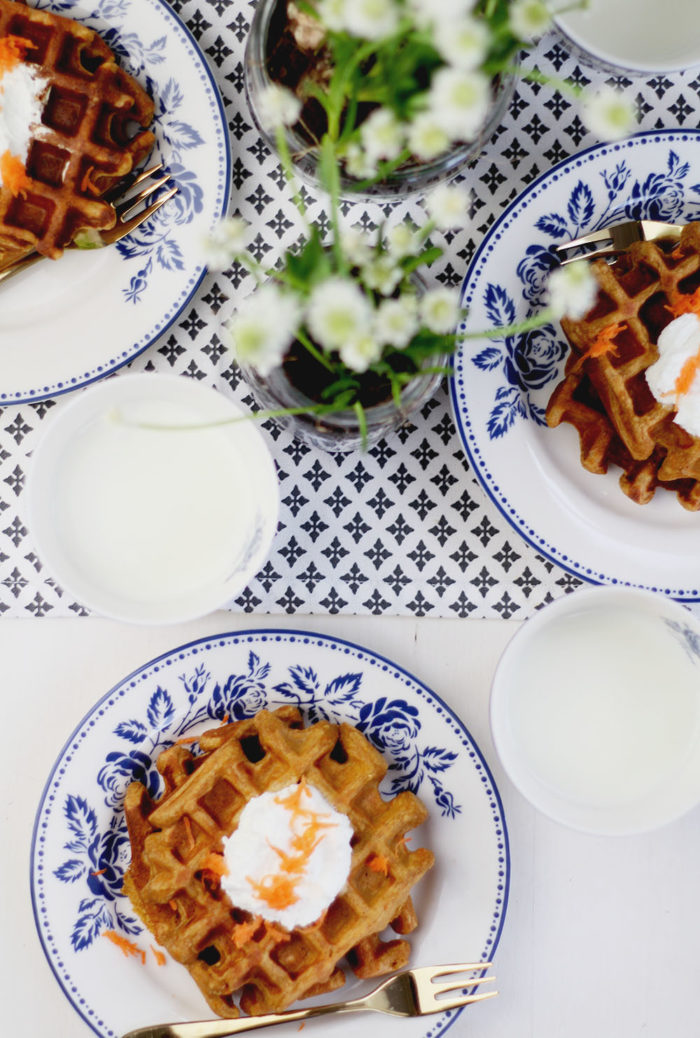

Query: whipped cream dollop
0;55;47;187
220;781;353;929
646;312;700;436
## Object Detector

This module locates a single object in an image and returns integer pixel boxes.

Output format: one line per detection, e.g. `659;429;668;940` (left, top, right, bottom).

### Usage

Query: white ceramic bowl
555;0;700;75
490;587;700;835
27;373;279;624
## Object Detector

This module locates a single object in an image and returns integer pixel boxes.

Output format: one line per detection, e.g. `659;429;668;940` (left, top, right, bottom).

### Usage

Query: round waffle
547;222;700;509
123;707;435;1018
0;0;154;268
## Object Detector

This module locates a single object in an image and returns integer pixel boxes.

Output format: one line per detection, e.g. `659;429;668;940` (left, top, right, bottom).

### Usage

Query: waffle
0;0;154;268
546;222;700;508
123;707;434;1017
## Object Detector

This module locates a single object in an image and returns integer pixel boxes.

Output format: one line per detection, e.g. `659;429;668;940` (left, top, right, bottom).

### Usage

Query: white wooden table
3;613;699;1037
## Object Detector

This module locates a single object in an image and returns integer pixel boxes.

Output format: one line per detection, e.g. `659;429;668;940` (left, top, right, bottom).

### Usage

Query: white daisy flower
306;276;373;351
228;285;301;376
407;112;450;161
408;0;475;30
420;287;461;334
580;85;636;141
508;0;551;41
360;107;406;163
344;141;377;180
201;216;249;271
426;183;471;231
374;296;419;348
341;224;375;267
428;68;491;141
344;0;400;40
362;253;404;295
257;84;302;131
339;331;383;373
386;221;421;259
546;261;598;320
316;0;348;33
434;15;489;71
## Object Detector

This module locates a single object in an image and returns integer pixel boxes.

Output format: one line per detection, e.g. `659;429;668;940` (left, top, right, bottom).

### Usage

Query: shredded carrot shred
220;714;230;725
151;945;167;967
675;348;700;397
232;917;261;948
583;322;625;360
168;899;178;913
175;735;199;745
201;852;229;877
0;35;35;72
80;164;102;196
264;921;291;943
183;816;196;850
102;930;146;964
0;151;30;197
90;868;107;876
668;288;700;319
367;853;390;876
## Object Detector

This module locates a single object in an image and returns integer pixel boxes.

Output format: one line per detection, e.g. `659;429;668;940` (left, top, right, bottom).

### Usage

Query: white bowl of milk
555;0;700;74
27;373;279;624
490;587;700;835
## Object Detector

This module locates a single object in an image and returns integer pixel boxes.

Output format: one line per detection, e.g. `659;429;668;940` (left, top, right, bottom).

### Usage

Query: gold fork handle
122;998;371;1038
0;250;44;285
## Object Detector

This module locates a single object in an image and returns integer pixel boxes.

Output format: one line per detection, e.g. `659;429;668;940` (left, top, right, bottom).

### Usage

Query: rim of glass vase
244;0;517;199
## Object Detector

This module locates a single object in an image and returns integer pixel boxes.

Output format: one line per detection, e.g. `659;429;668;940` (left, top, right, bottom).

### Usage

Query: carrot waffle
123;707;434;1018
546;222;700;509
0;0;154;269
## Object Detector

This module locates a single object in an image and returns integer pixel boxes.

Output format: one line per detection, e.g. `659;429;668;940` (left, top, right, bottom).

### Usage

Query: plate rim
30;626;511;1038
4;0;231;406
449;126;700;601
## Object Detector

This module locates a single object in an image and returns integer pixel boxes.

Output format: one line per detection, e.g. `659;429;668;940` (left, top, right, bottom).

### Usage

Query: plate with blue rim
451;128;700;601
0;0;230;405
31;629;509;1038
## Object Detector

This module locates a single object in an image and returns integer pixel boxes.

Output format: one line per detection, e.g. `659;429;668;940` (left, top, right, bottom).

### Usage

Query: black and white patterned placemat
2;0;700;619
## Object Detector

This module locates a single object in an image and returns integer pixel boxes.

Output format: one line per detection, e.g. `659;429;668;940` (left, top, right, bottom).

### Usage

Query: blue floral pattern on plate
450;130;700;599
32;631;509;1038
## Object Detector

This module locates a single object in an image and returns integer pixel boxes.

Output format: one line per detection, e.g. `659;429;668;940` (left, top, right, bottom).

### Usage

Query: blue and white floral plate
0;0;229;405
31;630;509;1038
451;129;700;601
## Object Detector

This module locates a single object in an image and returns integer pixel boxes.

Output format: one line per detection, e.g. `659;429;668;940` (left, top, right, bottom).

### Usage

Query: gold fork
0;163;178;285
120;961;497;1038
555;218;683;265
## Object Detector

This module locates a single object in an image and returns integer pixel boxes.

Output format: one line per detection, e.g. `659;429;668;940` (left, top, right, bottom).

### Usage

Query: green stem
275;123;309;229
296;325;335;372
501;63;582;99
463;308;557;340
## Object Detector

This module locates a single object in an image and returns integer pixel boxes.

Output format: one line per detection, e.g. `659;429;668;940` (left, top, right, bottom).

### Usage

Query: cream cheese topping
0;59;47;187
646;312;700;437
220;781;353;929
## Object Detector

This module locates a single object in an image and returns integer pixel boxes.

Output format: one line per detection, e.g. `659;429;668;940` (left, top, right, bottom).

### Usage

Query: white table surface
3;612;700;1038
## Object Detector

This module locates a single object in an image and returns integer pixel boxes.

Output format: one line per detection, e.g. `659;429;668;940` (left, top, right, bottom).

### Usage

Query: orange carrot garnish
583;322;625;360
90;868;107;876
367;853;390;876
183;816;196;850
151;945;167;967
175;735;199;745
232;917;261;948
0;35;35;73
669;288;700;319
0;151;30;197
102;930;146;964
201;852;229;877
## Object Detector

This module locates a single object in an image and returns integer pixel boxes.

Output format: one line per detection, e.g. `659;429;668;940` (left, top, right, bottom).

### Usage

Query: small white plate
450;128;700;601
555;0;700;75
491;587;700;835
0;0;229;405
31;630;509;1038
26;373;280;623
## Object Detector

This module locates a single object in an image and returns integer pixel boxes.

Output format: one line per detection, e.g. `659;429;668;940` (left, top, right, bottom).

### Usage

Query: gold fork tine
554;227;617;253
430;973;496;997
115;173;173;220
81;184;178;246
430;989;499;1013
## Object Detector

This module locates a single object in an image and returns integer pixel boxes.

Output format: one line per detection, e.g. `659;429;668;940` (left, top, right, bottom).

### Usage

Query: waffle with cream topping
123;707;434;1017
546;222;700;508
0;0;154;270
